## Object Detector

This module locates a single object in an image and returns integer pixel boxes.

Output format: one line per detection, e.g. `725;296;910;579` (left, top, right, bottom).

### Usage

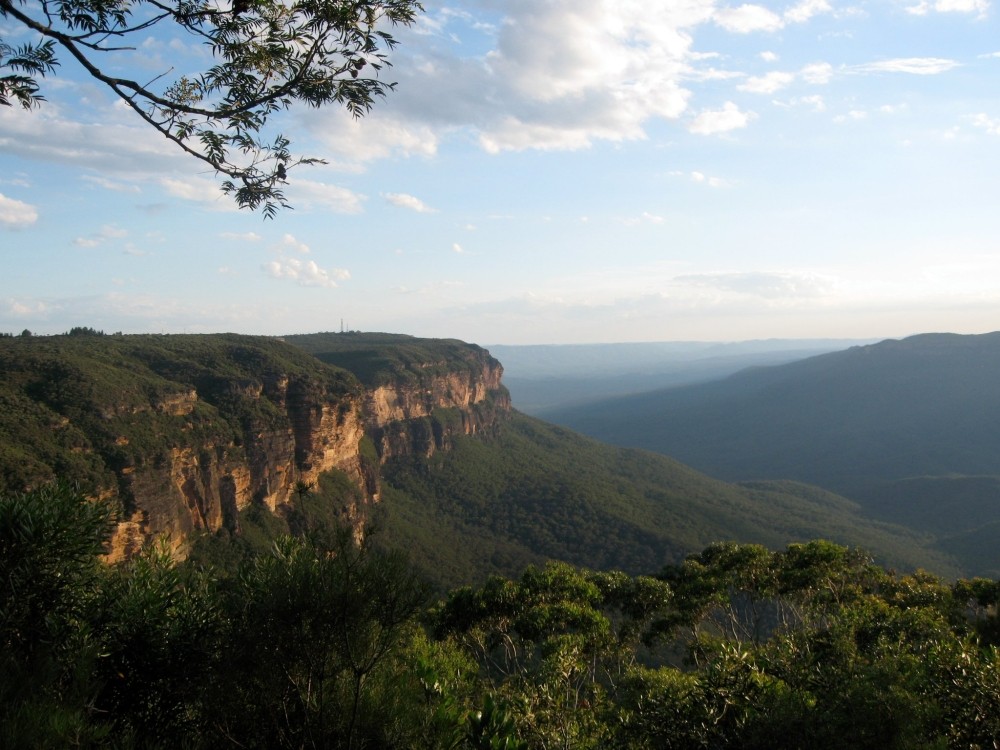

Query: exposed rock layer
0;333;509;561
107;354;508;560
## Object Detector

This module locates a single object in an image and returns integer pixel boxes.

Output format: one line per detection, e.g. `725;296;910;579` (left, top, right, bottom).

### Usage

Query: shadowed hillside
544;331;1000;575
488;339;869;414
370;413;958;587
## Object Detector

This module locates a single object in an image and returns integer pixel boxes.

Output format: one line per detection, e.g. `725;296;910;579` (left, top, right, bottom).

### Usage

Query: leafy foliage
0;0;422;214
0;483;115;746
3;483;1000;749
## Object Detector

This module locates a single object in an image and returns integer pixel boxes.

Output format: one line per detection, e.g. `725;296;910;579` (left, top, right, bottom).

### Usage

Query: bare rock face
366;357;510;461
102;346;510;559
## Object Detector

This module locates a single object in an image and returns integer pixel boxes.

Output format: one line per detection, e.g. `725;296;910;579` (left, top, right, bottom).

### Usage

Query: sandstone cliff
0;332;510;560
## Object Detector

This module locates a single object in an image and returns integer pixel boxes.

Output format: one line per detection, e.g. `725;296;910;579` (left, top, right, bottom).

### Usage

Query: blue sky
2;0;999;344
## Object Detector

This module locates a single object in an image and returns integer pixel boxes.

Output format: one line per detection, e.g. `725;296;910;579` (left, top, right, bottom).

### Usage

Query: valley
4;328;1000;748
544;331;1000;577
0;329;964;582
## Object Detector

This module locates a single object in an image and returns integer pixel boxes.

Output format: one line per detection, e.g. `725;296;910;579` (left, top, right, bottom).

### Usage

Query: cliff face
107;384;368;561
111;351;508;560
367;358;510;461
0;333;510;561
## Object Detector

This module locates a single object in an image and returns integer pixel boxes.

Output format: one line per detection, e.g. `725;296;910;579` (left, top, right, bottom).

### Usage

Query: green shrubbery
3;484;1000;749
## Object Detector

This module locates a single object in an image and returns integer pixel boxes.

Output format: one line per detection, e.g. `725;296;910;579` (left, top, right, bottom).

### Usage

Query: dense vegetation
4;484;999;749
374;413;958;588
546;332;1000;576
285;331;499;388
0;332;358;495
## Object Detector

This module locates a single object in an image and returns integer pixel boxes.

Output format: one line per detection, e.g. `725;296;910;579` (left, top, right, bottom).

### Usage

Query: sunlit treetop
0;0;423;217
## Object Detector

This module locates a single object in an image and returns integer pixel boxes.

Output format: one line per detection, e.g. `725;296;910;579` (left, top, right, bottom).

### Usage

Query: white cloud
486;2;708;102
800;62;834;84
73;224;127;247
160;176;229;205
690;171;732;187
621;211;667;226
452;243;465;253
304;111;440;167
0;98;181;176
798;94;827;112
287;179;364;214
278;234;312;254
853;58;960;75
479;118;617;153
263;257;350;288
0;193;38;228
82;175;142;193
220;232;262;242
263;234;348;288
687;66;745;82
674;271;834;299
760;51;779;62
372;0;720;155
738;71;795;94
714;4;784;33
784;0;832;23
970;113;1000;135
906;0;989;16
688;101;755;135
384;192;437;213
4;298;50;317
834;109;868;122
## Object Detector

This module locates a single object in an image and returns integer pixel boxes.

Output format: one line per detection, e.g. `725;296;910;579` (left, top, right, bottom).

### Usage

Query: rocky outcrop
101;343;510;560
366;356;510;461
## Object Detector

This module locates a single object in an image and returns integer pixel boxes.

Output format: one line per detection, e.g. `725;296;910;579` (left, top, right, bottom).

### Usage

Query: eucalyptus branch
1;0;423;213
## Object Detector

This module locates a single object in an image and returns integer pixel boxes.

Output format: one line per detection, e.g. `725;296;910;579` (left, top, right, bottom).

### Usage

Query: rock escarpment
0;332;510;560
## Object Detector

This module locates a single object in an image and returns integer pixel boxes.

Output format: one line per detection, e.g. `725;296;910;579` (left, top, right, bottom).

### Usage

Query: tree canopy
0;0;423;216
5;483;1000;748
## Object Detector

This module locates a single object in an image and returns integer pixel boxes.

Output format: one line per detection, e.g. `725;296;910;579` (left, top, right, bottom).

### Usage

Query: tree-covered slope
372;413;958;588
489;338;869;414
5;484;999;749
543;331;1000;575
284;331;499;388
0;331;358;495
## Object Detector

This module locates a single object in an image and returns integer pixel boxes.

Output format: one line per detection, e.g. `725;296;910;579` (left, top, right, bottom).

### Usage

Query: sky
2;0;1000;345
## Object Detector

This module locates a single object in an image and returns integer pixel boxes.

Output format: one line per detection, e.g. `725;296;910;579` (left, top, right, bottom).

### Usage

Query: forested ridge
4;484;1000;749
546;331;1000;577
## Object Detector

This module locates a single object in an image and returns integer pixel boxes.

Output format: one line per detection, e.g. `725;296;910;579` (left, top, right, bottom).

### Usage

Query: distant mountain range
544;331;1000;576
489;339;874;413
